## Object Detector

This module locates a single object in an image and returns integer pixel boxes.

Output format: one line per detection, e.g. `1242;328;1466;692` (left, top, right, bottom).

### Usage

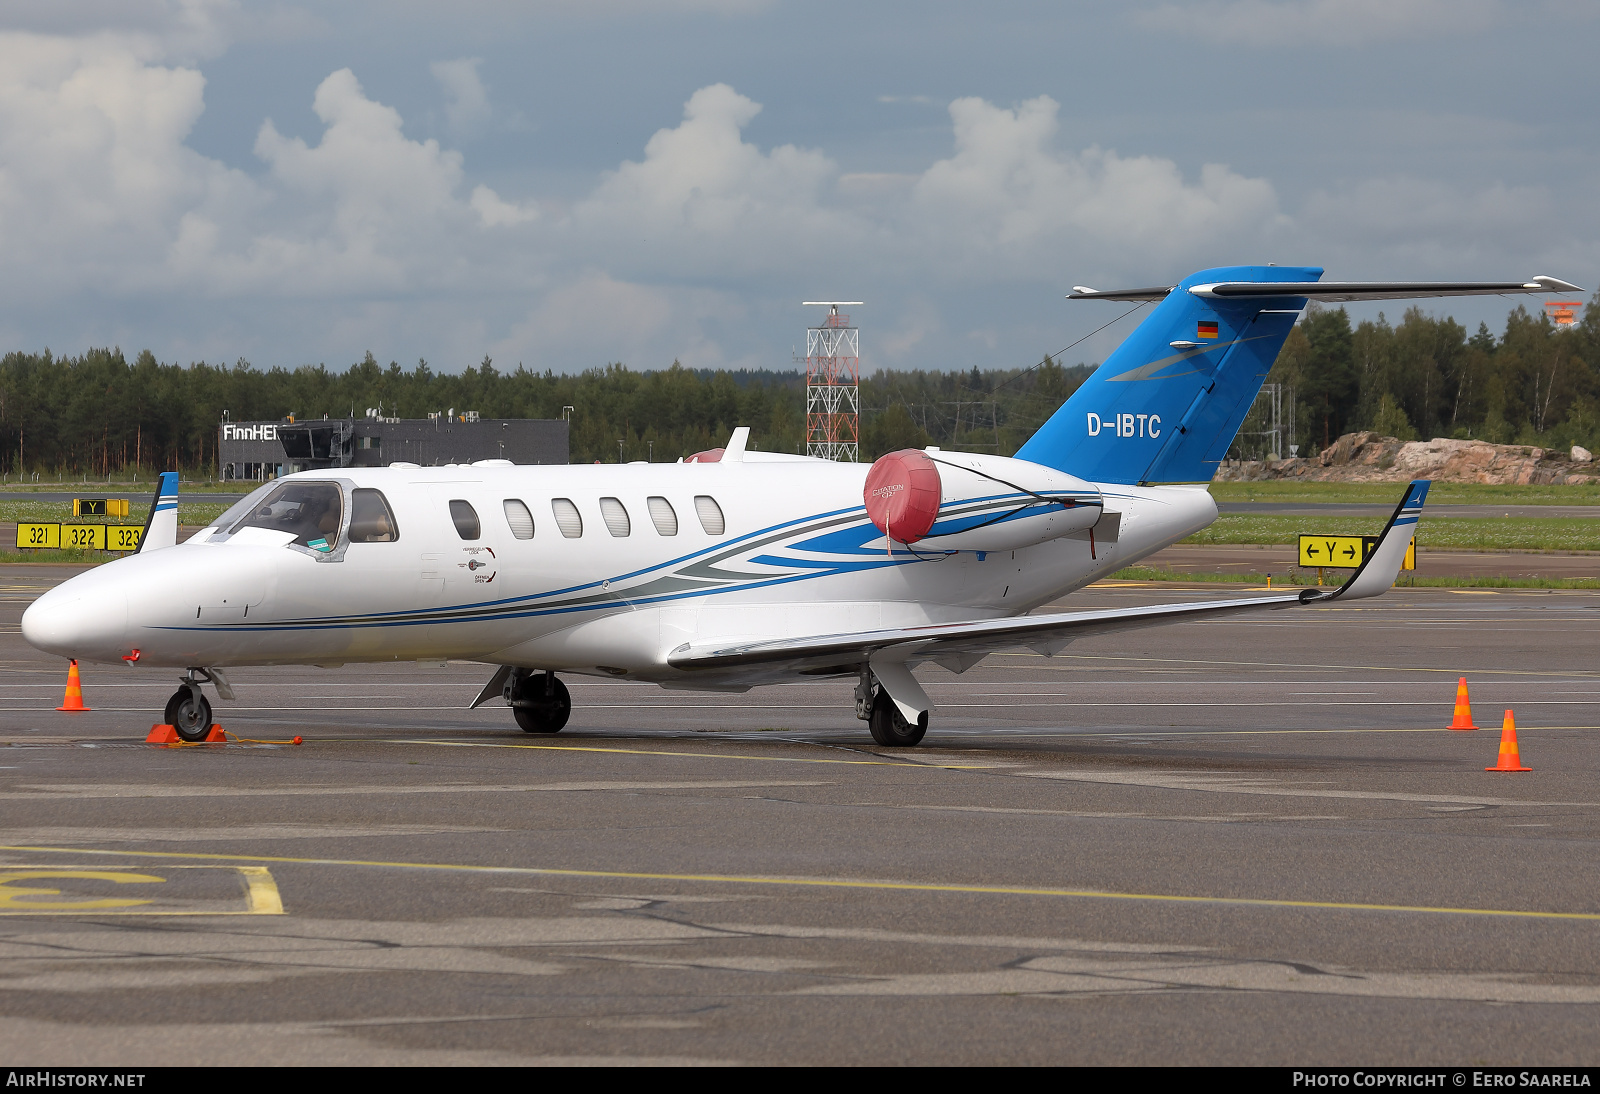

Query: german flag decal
1197;320;1219;339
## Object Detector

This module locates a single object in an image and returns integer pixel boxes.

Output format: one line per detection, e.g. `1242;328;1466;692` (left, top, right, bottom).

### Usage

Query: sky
0;0;1595;376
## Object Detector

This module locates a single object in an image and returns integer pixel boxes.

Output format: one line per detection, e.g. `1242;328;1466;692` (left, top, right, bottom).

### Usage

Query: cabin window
551;498;583;538
694;495;725;536
599;497;631;537
646;496;678;536
503;499;534;540
348;489;399;542
449;499;480;540
230;480;343;551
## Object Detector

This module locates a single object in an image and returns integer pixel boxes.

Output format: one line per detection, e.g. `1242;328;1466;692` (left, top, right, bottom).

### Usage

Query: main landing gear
855;669;929;748
506;669;571;734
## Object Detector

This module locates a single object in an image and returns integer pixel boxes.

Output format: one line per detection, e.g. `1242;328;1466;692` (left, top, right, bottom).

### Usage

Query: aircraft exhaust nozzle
864;449;1103;552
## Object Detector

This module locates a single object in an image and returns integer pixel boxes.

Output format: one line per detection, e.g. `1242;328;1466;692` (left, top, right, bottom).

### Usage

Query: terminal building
219;412;569;481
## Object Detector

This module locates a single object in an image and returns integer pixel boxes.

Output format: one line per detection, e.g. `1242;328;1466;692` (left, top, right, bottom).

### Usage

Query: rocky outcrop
1214;432;1600;485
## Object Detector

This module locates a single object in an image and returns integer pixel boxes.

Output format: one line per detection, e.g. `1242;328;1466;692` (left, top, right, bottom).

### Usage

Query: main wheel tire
867;689;928;747
512;673;571;734
164;687;213;742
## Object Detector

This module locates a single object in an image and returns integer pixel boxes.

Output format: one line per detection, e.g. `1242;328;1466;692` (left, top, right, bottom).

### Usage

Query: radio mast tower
802;301;862;462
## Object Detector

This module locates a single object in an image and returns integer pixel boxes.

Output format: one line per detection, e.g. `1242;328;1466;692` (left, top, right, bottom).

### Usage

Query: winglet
136;471;181;553
1321;480;1430;601
724;426;750;463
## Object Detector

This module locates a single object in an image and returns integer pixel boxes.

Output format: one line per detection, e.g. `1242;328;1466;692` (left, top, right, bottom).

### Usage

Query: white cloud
470;184;538;227
1297;176;1572;273
0;0;238;58
0;28;257;296
372;0;772;21
905;95;1283;275
573;83;842;261
1134;0;1500;47
430;57;491;139
0;11;1587;376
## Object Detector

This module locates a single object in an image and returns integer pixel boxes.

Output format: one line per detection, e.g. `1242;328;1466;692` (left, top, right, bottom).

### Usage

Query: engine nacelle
863;449;1103;552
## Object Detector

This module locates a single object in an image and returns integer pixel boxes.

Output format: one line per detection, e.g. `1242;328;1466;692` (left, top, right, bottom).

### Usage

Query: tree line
0;348;1093;475
1;293;1594;476
1269;296;1600;455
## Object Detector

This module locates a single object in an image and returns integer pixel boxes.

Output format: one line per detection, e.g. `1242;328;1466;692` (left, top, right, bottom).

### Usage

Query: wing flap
668;590;1309;676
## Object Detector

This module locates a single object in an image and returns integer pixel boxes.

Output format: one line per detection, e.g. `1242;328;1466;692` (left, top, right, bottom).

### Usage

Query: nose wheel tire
511;672;571;734
867;689;928;747
164;688;213;742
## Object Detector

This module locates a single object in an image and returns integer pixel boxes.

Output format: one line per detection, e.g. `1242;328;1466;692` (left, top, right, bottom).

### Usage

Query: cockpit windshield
208;481;278;534
229;481;344;551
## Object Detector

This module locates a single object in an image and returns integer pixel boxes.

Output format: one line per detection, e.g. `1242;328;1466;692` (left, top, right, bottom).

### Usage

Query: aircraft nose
21;585;128;660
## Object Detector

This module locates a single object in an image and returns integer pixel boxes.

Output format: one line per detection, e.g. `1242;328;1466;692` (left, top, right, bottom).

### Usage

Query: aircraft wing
668;480;1430;682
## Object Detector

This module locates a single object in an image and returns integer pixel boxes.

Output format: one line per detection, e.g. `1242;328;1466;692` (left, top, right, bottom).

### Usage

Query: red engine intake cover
863;449;942;544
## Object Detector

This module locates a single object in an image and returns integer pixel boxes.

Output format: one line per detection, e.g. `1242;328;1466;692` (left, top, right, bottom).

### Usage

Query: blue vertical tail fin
136;471;180;553
1016;265;1318;485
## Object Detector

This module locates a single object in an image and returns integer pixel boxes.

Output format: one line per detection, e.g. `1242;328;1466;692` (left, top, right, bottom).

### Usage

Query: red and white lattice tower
802;301;862;462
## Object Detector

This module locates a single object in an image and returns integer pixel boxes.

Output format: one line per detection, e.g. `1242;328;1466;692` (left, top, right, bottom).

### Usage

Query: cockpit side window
450;499;481;540
348;488;399;542
229;481;344;551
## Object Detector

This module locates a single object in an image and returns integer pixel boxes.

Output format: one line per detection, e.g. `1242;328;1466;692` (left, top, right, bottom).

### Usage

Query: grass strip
1208;481;1600;505
1111;566;1600;590
0;502;229;525
1183;515;1600;552
0;548;119;564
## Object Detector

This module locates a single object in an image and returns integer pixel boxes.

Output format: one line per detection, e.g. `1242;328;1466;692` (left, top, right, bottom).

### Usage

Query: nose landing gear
163;668;233;742
164;682;213;742
506;669;571;734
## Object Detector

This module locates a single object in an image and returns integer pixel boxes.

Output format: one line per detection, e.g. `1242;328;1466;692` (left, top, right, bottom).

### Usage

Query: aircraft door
431;490;501;604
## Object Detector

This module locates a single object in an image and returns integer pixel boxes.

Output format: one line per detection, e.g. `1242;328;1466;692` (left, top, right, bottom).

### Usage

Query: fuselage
21;453;1217;689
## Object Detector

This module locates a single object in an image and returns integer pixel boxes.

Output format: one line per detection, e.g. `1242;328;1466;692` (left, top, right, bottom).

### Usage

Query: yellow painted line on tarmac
0;864;284;915
391;739;998;769
240;865;285;914
2;844;1597;923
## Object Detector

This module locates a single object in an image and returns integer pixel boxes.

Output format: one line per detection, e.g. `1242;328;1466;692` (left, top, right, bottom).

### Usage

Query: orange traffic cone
1486;710;1531;772
1447;677;1478;731
55;660;90;711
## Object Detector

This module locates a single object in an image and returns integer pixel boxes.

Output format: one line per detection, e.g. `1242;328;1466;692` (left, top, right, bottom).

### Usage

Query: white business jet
21;266;1580;745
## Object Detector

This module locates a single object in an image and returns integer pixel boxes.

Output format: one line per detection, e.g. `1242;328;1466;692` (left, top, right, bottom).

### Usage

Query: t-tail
136;471;180;553
1016;265;1316;485
1016;265;1583;486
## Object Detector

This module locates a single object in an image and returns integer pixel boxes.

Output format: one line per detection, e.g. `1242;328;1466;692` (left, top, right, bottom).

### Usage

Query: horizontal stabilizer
1068;275;1582;304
